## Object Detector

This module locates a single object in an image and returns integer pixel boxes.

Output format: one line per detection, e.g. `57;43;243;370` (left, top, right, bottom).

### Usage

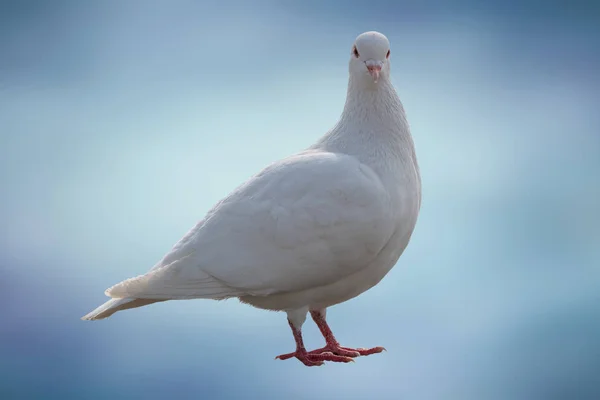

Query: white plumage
83;31;421;366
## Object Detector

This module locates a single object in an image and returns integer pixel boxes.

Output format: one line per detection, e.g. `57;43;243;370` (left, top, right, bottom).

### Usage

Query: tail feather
81;297;165;320
105;261;242;300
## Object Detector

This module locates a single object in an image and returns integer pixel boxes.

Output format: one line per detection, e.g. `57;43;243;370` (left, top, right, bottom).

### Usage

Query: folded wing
106;150;395;300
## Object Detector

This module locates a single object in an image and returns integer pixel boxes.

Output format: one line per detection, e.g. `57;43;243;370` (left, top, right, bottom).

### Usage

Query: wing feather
106;150;395;299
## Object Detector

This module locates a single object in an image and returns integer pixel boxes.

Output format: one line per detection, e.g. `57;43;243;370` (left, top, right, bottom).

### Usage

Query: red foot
309;344;386;357
308;310;386;359
276;318;354;367
276;350;354;367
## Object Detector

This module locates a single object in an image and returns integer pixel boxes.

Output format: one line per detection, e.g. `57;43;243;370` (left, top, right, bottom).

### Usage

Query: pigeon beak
365;60;383;83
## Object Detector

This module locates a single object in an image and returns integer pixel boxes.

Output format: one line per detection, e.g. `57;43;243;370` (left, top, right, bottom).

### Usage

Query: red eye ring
353;46;360;58
386;50;390;59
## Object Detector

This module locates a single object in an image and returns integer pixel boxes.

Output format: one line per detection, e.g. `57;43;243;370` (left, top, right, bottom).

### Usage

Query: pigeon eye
353;46;360;58
386;50;390;59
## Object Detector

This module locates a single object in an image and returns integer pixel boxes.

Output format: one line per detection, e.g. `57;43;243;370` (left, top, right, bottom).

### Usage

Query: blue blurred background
1;1;599;399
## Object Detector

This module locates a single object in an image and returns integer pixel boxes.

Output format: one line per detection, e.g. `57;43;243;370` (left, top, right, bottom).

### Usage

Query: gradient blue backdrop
1;1;599;399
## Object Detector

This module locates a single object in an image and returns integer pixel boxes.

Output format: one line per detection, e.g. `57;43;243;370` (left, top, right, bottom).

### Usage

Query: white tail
81;298;165;320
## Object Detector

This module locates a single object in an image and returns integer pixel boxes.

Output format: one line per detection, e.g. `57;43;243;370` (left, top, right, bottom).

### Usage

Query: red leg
308;310;386;357
275;319;355;366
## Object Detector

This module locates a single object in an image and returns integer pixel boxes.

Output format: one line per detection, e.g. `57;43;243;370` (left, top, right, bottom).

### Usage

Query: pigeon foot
308;344;386;357
308;310;386;358
275;350;354;367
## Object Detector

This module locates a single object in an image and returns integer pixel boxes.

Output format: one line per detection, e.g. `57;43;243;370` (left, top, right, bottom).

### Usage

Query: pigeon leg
308;309;386;357
275;319;354;366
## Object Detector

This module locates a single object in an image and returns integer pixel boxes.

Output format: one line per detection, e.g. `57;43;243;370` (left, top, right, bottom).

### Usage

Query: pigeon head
349;31;391;85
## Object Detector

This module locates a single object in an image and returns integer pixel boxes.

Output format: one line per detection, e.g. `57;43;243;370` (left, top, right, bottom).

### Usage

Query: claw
309;344;385;357
276;349;353;366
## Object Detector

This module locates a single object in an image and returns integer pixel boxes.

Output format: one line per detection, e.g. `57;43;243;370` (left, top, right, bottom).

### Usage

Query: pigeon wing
106;151;396;299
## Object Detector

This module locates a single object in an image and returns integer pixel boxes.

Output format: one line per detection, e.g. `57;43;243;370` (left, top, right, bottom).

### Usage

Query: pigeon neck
315;74;417;173
340;77;408;130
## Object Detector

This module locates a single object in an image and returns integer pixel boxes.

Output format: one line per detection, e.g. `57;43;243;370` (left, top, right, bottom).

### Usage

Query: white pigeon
82;31;422;367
